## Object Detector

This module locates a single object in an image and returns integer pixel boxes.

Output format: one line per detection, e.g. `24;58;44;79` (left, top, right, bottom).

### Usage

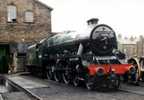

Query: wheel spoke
54;71;61;82
62;65;72;84
47;66;54;80
86;81;94;90
62;73;71;84
73;76;80;87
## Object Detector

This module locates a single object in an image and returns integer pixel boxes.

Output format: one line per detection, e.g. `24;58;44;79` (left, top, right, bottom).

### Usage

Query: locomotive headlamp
111;68;116;72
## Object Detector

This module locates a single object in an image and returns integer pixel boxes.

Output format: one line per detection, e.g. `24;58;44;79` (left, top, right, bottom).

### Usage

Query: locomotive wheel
114;78;120;89
109;76;120;89
72;77;80;87
140;58;144;81
85;76;94;90
72;64;83;87
135;69;140;84
142;74;144;81
62;69;71;84
47;65;54;80
128;58;141;83
54;71;62;82
54;61;65;82
86;81;94;90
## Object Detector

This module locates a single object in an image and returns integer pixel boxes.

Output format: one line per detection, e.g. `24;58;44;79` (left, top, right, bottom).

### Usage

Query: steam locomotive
26;20;136;90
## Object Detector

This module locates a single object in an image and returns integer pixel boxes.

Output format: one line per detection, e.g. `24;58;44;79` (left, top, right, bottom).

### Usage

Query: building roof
36;0;53;11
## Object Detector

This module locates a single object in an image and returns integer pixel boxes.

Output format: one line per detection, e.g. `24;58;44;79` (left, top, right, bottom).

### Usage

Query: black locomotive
26;21;135;90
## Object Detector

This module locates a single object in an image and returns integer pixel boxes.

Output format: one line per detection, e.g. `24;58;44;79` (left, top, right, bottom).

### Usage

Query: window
25;11;34;23
7;5;17;22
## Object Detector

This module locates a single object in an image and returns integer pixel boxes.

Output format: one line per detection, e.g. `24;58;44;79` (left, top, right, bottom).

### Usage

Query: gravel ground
1;75;144;100
2;92;32;100
121;83;144;92
29;79;144;100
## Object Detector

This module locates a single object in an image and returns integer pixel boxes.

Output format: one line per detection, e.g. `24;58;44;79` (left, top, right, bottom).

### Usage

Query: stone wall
0;0;52;43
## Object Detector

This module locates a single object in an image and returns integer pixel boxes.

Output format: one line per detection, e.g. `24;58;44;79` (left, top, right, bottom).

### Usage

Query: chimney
87;18;99;28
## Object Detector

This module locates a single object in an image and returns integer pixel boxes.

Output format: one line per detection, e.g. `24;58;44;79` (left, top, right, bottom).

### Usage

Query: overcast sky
40;0;144;37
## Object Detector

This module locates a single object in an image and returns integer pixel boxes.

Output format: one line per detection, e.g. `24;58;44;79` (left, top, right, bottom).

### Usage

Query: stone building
0;0;53;73
118;35;144;59
136;36;144;57
118;37;137;59
120;42;137;58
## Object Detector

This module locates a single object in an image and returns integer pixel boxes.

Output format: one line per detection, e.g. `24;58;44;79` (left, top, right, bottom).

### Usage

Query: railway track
120;89;144;96
138;81;144;87
45;78;144;96
47;79;144;97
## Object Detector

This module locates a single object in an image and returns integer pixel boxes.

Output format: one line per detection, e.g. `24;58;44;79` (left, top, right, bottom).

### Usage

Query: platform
0;85;8;93
0;94;3;100
7;76;48;89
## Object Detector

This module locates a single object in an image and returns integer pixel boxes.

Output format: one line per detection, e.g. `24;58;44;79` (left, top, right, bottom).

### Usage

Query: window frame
24;10;34;23
7;5;17;23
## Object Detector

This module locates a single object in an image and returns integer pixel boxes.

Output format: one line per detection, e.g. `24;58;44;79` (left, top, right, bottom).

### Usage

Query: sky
40;0;144;37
